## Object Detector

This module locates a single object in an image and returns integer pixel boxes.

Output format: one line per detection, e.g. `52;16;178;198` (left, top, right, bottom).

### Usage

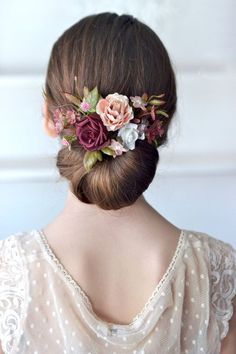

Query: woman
0;12;235;354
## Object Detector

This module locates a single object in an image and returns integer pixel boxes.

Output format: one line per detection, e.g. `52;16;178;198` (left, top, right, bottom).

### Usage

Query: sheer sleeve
0;235;28;354
208;235;236;340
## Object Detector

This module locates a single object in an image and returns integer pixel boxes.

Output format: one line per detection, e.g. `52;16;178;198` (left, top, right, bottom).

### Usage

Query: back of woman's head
45;12;177;210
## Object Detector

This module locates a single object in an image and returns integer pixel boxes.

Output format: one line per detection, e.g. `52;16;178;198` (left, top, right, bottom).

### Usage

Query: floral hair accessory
46;84;169;172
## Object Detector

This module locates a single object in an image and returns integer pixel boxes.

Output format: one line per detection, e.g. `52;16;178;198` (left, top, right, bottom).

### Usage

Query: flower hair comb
44;82;169;172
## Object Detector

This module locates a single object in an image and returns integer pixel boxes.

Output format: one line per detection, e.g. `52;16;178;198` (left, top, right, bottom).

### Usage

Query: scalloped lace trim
0;235;28;354
37;228;186;328
208;237;236;340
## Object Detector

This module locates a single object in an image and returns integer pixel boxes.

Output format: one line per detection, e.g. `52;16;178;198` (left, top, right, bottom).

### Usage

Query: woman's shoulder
1;229;32;247
0;230;27;265
0;229;38;282
0;231;34;353
183;228;235;255
0;229;43;261
183;228;236;285
184;230;236;258
183;228;236;340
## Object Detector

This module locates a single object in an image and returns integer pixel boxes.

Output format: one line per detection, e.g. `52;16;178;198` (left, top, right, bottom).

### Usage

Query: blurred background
0;0;235;244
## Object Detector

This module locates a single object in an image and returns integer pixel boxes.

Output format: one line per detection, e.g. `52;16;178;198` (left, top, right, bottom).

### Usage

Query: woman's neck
42;186;180;249
62;186;148;222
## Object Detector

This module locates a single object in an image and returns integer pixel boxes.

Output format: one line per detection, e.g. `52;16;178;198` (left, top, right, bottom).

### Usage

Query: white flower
117;123;140;150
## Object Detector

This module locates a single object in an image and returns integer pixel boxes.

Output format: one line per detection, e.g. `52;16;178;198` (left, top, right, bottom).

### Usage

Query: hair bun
57;139;159;210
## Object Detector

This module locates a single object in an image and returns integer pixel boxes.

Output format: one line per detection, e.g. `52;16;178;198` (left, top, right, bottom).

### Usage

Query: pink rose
75;113;111;151
96;93;134;131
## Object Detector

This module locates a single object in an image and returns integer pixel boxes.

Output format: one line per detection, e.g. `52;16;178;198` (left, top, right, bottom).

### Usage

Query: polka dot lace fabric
0;229;235;354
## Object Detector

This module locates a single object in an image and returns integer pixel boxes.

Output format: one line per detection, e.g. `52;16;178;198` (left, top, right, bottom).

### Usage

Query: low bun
57;139;159;210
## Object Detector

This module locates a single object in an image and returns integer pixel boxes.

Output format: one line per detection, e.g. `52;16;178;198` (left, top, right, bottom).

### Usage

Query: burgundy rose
75;113;111;151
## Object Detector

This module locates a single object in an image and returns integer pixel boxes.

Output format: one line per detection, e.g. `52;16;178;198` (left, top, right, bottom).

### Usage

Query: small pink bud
62;137;70;147
80;101;91;112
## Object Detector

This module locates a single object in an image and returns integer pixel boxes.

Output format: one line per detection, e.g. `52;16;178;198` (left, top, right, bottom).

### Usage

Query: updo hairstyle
45;12;177;210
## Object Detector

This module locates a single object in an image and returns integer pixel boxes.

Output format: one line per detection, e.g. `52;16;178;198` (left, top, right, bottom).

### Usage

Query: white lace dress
0;228;235;354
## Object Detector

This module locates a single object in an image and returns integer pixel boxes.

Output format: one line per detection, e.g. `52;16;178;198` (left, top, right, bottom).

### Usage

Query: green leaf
153;139;162;147
157;110;169;118
63;135;77;143
148;94;165;100
101;147;116;156
148;99;165;106
83;86;89;98
141;93;148;102
86;86;99;110
64;93;81;107
95;150;103;161
83;151;99;172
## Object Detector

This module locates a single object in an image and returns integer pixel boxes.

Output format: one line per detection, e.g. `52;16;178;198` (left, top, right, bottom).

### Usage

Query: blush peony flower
108;139;129;157
117;123;140;150
96;93;134;131
75;113;111;151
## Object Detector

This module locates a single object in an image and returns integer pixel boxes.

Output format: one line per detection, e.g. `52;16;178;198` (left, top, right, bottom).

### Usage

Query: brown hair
45;12;177;210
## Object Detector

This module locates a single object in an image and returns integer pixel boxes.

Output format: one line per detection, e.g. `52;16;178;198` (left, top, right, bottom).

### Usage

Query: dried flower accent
130;94;148;111
145;120;165;145
108;139;129;156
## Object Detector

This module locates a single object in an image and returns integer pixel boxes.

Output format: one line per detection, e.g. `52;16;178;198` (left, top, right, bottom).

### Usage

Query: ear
42;101;59;138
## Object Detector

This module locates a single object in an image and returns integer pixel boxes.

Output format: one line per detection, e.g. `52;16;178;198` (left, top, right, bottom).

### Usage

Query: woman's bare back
42;199;182;325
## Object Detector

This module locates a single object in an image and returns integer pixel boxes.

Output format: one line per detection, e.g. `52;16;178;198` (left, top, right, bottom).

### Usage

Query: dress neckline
35;228;187;332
